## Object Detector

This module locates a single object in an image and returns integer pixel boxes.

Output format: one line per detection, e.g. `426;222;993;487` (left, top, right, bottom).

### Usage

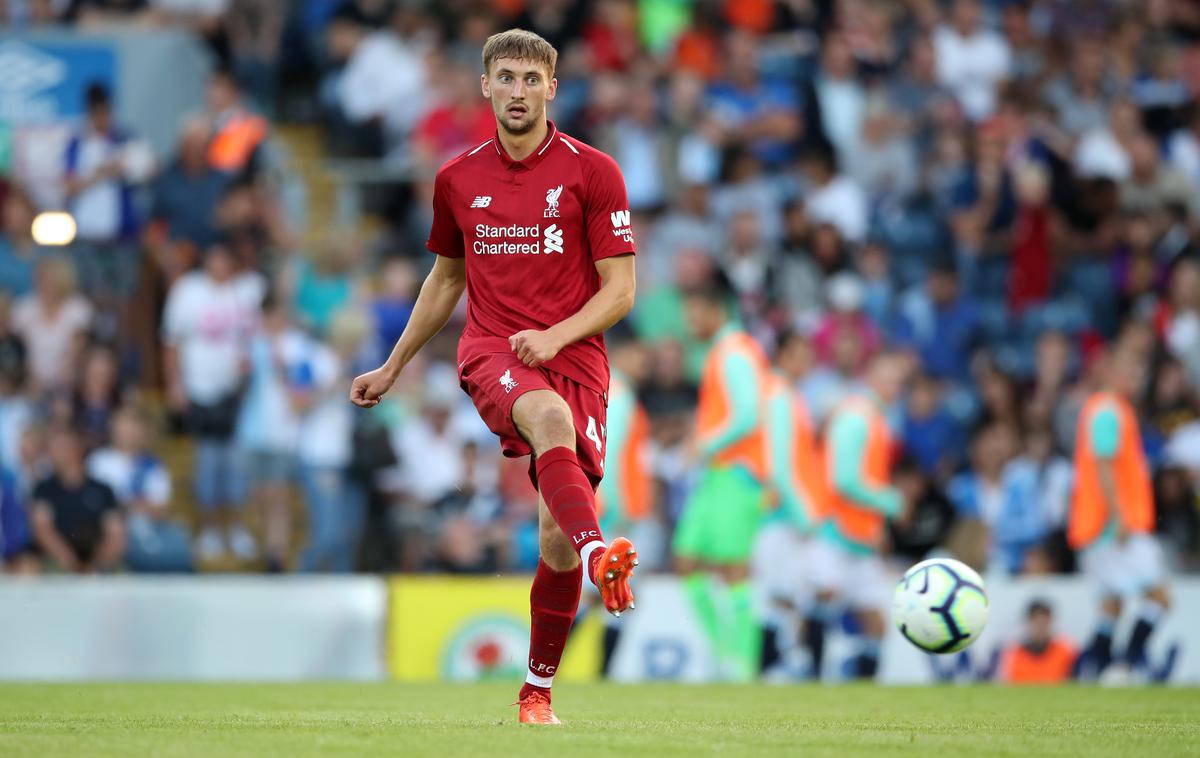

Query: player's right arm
828;407;902;517
350;254;466;407
766;388;812;532
1089;402;1125;542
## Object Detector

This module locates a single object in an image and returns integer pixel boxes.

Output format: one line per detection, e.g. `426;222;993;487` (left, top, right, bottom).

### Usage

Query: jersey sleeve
426;170;465;258
1089;404;1121;459
583;152;636;262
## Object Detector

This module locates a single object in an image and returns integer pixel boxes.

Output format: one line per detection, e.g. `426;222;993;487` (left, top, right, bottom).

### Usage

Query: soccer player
594;339;653;675
673;277;771;681
349;29;638;724
758;342;828;677
807;351;911;679
1071;350;1170;681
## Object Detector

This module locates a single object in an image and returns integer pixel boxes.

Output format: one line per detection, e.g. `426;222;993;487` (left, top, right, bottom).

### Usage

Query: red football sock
521;558;583;699
535;446;607;581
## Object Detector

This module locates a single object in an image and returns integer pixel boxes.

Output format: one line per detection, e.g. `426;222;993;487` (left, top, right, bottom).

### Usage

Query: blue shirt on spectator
0;468;32;560
150;163;231;247
893;289;980;383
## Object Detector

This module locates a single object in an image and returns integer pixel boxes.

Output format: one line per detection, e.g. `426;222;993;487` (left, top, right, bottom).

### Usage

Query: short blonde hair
482;28;557;78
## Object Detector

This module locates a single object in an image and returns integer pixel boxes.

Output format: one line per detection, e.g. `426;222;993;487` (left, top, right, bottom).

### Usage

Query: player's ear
546;77;557;102
481;73;490;98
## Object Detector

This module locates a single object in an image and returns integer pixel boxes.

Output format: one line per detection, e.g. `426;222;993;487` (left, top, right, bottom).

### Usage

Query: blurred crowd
1;0;1200;579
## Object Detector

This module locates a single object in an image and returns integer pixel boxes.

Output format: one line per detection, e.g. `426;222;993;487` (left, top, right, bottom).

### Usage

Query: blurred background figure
998;599;1078;684
30;425;125;574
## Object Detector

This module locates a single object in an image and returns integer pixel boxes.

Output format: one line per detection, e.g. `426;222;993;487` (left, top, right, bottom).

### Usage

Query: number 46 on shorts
586;416;605;467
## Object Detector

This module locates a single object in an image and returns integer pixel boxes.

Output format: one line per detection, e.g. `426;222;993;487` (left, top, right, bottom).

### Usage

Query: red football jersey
426;120;636;394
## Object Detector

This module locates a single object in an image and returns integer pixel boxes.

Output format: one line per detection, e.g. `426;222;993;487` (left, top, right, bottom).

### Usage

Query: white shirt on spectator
291;340;354;469
805;175;868;243
338;30;429;147
68;128;123;242
161;270;264;404
391;413;465;504
933;24;1011;122
87;448;172;511
12;294;93;391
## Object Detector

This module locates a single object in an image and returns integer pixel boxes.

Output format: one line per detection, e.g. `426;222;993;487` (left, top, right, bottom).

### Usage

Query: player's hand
350;366;398;408
509;329;563;368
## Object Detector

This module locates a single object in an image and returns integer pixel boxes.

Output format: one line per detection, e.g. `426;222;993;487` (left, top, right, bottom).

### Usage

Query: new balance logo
543;224;563;254
470;196;492;208
499;369;518;393
610;210;630;228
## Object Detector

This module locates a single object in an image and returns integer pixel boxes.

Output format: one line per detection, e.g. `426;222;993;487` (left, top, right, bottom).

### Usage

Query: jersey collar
493;120;558;170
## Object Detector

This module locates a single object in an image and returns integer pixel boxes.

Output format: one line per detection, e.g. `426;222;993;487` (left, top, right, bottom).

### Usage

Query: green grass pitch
1;682;1197;757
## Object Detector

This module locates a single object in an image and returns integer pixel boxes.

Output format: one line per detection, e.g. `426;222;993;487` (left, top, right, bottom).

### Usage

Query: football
893;558;989;654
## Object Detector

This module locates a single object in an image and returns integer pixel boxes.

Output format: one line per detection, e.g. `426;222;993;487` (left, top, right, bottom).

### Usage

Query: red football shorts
458;350;608;489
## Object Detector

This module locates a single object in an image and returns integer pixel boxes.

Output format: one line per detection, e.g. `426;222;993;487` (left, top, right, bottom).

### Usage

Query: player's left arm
511;255;635;367
511;151;636;367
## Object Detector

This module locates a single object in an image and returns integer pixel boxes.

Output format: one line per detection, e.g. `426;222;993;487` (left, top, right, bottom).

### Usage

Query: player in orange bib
1071;350;1170;681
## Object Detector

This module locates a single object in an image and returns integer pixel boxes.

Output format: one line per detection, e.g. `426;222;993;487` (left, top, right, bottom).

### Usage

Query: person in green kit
673;275;771;681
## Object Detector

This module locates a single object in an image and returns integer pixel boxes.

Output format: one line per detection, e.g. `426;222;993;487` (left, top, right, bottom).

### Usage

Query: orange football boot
517;690;561;725
593;537;638;616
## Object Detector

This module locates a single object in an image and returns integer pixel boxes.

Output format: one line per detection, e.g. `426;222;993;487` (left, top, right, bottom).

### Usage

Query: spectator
894;257;979;384
146;118;231;282
1041;37;1115;137
161;241;263;562
998;599;1078;683
933;0;1012;122
0;467;37;573
62;82;143;334
206;69;270;178
0;294;29;429
30;425;124;574
707;28;802;169
1158;259;1200;387
1121;133;1199;225
295;309;369;573
87;405;192;572
888;35;955;152
889;455;958;563
947;423;1018;568
236;293;303;571
286;234;363;336
72;343;123;452
809;31;866;166
335;4;433;161
369;257;416;365
0;187;50;297
813;272;881;372
11;256;93;396
1001;425;1074;571
902;373;964;479
1155;465;1200;572
800;143;868;245
410;60;495;171
844;98;920;207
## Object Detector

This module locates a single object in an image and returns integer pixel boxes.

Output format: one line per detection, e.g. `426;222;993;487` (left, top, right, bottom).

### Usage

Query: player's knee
527;398;575;451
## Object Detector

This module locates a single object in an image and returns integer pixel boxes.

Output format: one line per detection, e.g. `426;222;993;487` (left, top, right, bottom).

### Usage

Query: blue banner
0;38;116;124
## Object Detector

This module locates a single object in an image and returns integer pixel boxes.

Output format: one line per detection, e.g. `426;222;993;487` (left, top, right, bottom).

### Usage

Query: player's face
482;58;557;136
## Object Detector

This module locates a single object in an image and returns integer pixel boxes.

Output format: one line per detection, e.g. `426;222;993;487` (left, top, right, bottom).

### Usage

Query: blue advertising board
0;38;116;124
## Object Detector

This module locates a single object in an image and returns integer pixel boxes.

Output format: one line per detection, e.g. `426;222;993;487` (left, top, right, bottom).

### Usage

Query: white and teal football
893;558;988;654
